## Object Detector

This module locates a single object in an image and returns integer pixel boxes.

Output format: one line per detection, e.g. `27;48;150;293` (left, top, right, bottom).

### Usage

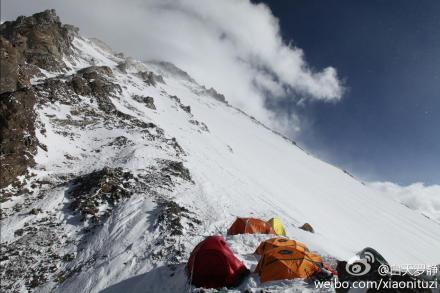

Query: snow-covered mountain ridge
1;10;439;293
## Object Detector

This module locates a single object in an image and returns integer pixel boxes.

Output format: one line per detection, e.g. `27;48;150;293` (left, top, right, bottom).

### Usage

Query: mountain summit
1;10;439;293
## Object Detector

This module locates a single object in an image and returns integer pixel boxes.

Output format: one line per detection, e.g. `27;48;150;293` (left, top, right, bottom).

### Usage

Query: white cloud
369;182;440;223
3;0;344;133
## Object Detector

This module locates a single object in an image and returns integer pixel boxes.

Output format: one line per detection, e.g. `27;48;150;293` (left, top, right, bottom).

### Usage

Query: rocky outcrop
133;95;156;109
77;65;113;79
160;160;192;182
199;86;227;103
137;71;164;86
149;61;196;83
68;161;191;224
0;37;21;93
299;222;314;233
70;65;117;102
34;65;121;112
189;119;209;132
0;89;37;189
71;66;121;112
116;60;165;87
151;198;201;263
0;9;78;93
0;217;65;291
170;95;191;113
69;167;135;222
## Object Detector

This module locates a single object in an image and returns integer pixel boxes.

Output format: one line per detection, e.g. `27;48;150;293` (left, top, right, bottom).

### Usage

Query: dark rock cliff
0;9;78;93
0;9;78;188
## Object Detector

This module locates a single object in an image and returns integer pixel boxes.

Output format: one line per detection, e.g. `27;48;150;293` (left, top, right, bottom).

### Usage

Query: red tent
187;236;249;288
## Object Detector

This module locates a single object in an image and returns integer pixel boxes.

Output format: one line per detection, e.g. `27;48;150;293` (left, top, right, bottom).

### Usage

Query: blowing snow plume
2;0;344;135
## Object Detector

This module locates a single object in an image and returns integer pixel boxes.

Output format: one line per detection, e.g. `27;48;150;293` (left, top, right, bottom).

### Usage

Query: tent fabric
255;245;323;283
187;235;249;288
267;218;286;236
227;217;276;235
255;237;309;255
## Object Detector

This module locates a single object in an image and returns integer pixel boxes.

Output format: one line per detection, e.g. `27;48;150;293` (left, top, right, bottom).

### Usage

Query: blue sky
258;0;440;185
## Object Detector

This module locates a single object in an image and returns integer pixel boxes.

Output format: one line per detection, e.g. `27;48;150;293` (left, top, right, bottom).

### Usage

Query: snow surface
2;36;439;293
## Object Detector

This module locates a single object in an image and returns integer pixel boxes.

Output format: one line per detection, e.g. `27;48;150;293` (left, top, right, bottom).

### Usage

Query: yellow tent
267;218;286;236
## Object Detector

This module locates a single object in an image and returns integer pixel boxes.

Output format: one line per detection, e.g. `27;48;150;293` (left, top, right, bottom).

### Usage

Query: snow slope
2;34;439;293
63;37;440;291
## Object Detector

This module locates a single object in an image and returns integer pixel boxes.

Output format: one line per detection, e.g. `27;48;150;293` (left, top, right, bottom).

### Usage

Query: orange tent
254;237;309;255
255;245;322;282
227;218;275;235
